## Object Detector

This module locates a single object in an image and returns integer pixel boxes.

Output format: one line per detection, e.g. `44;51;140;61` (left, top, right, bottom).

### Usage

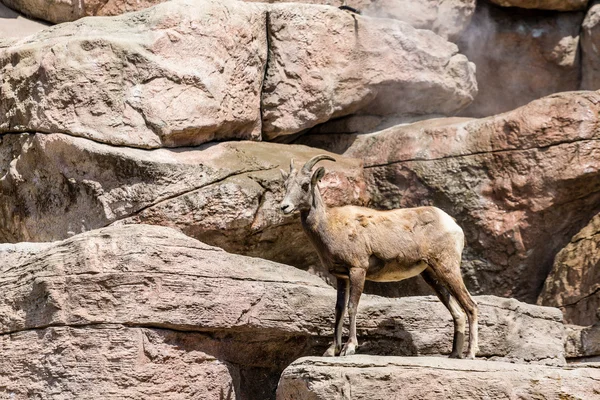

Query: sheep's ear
311;167;325;186
280;169;289;180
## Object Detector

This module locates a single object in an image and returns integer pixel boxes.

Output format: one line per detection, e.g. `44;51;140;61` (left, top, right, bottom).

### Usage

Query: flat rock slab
0;0;267;148
277;356;600;400
262;4;477;139
0;132;368;270
0;225;566;366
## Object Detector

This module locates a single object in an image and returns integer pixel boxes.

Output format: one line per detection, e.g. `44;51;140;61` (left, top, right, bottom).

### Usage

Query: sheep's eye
301;182;309;191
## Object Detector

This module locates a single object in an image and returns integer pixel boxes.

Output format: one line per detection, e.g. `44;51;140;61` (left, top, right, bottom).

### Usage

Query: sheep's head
280;155;336;214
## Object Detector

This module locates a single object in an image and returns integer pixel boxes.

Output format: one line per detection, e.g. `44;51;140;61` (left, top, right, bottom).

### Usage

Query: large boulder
581;1;600;90
0;0;477;147
538;212;600;326
0;0;475;42
0;0;267;149
277;356;600;400
488;0;589;10
261;4;477;140
0;132;367;269
297;91;600;303
2;225;566;369
457;2;583;117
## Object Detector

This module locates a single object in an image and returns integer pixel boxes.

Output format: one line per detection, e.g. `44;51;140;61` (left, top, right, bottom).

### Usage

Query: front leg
324;277;349;356
341;268;366;356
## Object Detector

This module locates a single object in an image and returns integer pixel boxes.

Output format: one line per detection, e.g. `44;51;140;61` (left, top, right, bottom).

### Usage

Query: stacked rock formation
0;0;599;398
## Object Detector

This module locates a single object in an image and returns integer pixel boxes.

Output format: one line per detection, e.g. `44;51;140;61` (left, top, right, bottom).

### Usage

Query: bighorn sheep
280;155;478;358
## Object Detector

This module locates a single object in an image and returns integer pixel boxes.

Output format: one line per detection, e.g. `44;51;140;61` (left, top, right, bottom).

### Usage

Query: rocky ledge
277;356;600;400
0;224;567;398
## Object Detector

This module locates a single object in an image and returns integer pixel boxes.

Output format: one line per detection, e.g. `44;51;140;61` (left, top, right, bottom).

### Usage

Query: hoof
340;342;357;356
323;344;340;357
448;352;464;359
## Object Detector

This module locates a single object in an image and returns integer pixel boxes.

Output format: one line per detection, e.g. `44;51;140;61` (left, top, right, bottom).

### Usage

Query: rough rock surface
0;0;475;42
0;326;238;399
0;133;368;270
0;0;267;148
297;91;600;303
565;323;600;360
538;212;600;326
261;4;477;139
0;224;566;369
582;1;600;90
458;2;583;117
277;356;600;400
488;0;589;10
0;3;49;39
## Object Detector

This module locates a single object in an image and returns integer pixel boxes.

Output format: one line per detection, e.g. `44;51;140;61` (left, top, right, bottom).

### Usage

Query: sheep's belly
366;261;428;282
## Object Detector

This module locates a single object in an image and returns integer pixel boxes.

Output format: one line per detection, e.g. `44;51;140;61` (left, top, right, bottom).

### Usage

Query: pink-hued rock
0;326;238;399
277;356;600;400
261;3;477;139
581;1;600;90
297;91;600;303
0;0;267;149
488;0;589;10
0;132;368;270
0;0;475;42
538;212;600;326
458;2;583;117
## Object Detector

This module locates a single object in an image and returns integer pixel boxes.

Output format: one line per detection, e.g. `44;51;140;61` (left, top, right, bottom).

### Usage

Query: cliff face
0;0;599;398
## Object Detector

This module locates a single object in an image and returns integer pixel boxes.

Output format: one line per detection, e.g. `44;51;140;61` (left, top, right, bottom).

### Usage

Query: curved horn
301;155;336;174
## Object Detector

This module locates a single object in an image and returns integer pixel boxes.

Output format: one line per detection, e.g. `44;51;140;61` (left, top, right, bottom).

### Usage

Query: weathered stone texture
0;133;367;270
261;3;477;139
1;0;475;42
298;91;600;303
0;224;566;366
538;212;600;326
0;0;267;148
565;323;600;360
581;1;600;90
0;326;238;399
277;356;600;400
458;2;583;117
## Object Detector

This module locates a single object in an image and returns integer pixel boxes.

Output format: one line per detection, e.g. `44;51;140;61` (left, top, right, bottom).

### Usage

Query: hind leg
431;265;478;359
422;267;467;358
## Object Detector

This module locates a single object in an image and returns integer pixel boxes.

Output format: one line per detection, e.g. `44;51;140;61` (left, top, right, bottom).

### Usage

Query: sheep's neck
300;187;328;238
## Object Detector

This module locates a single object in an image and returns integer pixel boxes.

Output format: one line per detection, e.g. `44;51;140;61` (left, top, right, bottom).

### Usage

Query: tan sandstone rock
297;91;600;303
0;0;475;42
458;2;583;117
538;212;600;326
0;0;267;148
0;225;566;387
0;132;368;270
0;325;238;399
582;1;600;90
261;3;477;139
488;0;589;10
277;356;600;400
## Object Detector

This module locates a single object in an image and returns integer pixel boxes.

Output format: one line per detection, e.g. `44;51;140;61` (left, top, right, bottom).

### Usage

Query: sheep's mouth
281;205;296;215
